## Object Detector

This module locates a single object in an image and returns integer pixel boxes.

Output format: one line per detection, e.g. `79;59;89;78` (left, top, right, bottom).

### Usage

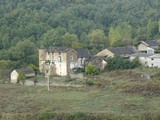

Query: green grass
0;68;160;119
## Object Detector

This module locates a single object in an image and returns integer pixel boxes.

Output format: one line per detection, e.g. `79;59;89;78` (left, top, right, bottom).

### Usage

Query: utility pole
47;64;50;91
47;51;53;91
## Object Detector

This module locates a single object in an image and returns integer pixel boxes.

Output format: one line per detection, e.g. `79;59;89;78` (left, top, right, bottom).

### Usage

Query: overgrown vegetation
1;68;160;119
0;0;160;67
106;56;141;70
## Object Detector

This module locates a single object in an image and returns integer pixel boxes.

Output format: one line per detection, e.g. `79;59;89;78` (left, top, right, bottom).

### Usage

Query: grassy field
0;68;160;120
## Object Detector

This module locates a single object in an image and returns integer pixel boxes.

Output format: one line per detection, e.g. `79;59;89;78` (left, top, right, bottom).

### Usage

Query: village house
39;47;77;76
134;40;160;54
96;46;136;58
75;48;94;68
147;54;160;68
130;53;160;68
86;56;107;71
10;68;35;83
130;53;154;66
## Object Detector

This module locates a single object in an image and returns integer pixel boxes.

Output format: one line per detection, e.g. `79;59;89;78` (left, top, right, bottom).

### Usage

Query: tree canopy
0;0;160;67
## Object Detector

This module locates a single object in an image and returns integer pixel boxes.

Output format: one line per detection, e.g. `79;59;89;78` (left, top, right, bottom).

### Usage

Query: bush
86;79;94;86
74;68;85;74
106;56;141;70
85;63;99;75
17;72;26;85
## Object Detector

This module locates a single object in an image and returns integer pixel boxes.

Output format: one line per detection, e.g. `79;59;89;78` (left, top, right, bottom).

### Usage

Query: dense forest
0;0;160;68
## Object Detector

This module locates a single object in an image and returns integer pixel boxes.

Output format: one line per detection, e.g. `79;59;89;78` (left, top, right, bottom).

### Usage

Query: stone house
134;40;160;54
39;47;77;76
96;46;136;58
86;56;107;71
75;48;94;68
11;68;35;83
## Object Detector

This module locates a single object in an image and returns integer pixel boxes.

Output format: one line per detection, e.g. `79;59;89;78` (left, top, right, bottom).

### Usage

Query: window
152;63;154;67
71;56;73;61
58;56;62;62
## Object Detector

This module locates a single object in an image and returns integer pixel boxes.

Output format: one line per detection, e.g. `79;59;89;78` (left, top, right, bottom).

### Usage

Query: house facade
130;53;154;66
96;46;136;58
134;40;160;54
39;47;77;76
75;48;94;68
147;54;160;68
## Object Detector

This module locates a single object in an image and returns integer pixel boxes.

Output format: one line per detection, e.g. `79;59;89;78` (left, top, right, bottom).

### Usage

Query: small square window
58;56;62;62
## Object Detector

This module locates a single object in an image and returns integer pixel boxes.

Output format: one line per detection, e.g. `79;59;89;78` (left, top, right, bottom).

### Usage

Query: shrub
17;72;26;85
86;79;94;86
74;68;85;74
106;56;141;70
85;63;99;75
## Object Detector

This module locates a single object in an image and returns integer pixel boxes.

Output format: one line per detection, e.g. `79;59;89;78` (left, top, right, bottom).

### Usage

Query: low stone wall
70;73;84;79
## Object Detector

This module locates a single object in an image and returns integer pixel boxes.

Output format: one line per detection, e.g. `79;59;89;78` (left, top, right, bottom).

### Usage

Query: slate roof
130;53;154;57
16;68;35;74
108;46;136;55
145;40;160;47
76;48;94;58
135;40;160;47
48;47;71;53
87;56;107;69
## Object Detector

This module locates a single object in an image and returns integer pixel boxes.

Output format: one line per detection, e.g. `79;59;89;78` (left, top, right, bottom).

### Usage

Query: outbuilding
11;68;35;83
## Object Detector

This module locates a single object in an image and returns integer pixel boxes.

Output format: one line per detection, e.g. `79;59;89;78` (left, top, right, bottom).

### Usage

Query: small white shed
11;68;35;83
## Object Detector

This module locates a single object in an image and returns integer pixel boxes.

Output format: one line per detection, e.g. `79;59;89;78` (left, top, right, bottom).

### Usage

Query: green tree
0;69;8;83
147;19;159;38
17;72;26;85
108;22;132;46
28;64;39;74
11;39;36;64
62;32;82;48
40;29;63;47
88;29;108;50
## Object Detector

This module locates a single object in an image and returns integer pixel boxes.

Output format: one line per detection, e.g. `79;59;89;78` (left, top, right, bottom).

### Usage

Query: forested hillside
0;0;160;68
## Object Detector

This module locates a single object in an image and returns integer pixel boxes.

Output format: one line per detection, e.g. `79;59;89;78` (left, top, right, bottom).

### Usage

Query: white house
147;54;160;68
130;53;154;66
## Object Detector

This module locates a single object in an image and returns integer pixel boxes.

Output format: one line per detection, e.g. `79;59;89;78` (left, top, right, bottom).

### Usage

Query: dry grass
0;68;160;119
